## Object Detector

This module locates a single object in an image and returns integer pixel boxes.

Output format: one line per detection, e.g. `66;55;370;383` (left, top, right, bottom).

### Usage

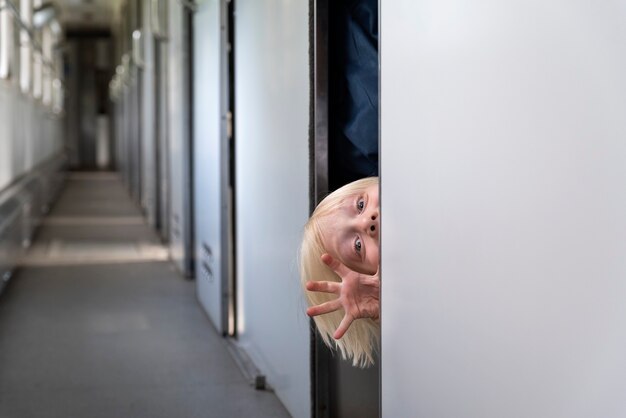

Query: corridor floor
0;173;290;418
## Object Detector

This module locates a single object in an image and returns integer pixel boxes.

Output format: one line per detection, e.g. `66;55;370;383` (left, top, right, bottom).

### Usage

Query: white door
193;0;227;333
381;1;626;417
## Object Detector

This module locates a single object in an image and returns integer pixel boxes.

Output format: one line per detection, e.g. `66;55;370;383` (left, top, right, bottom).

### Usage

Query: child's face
320;184;380;275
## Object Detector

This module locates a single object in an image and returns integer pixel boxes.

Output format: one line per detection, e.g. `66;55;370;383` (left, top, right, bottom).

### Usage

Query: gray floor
0;173;291;418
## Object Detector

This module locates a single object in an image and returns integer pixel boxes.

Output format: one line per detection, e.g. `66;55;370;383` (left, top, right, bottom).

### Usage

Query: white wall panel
141;0;157;226
167;0;193;275
235;1;310;417
193;0;224;332
381;1;626;417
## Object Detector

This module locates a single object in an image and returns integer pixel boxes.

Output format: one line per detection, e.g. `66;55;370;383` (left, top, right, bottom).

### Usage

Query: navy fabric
329;0;379;190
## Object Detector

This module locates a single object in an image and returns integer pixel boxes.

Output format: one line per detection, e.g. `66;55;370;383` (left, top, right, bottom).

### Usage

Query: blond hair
300;177;380;367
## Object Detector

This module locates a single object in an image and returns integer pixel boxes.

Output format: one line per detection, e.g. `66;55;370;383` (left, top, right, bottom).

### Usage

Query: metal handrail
0;0;60;80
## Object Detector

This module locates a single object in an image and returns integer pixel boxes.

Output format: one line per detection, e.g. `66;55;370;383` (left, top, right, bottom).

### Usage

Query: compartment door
381;1;626;417
193;0;229;333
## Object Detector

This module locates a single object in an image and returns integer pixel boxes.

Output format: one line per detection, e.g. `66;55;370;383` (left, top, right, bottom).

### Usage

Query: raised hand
306;253;380;340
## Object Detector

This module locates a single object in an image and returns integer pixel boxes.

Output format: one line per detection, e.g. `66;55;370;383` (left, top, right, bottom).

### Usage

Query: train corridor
0;172;290;418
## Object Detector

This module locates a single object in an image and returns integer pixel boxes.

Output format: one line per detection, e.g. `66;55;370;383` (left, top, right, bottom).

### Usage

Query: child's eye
354;237;362;253
356;198;365;212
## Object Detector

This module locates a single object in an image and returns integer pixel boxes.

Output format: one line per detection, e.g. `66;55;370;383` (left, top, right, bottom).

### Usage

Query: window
20;0;32;92
0;3;12;79
42;25;50;105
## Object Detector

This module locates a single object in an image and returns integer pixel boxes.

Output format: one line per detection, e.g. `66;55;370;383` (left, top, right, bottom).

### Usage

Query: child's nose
364;212;379;235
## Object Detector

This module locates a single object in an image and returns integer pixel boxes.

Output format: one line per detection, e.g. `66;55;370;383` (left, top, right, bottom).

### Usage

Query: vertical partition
192;0;226;333
235;1;310;417
141;0;157;226
381;1;626;417
167;0;193;276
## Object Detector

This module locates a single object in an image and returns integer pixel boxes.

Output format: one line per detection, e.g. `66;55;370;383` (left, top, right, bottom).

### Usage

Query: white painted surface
167;0;192;275
96;115;110;169
141;0;157;225
381;1;626;417
193;0;224;332
235;1;310;417
0;7;11;79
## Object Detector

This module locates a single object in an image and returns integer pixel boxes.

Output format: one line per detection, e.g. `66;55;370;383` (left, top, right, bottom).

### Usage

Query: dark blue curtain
329;0;379;190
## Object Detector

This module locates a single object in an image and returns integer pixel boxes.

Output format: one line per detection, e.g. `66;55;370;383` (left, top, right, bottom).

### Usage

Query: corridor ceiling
54;0;118;30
